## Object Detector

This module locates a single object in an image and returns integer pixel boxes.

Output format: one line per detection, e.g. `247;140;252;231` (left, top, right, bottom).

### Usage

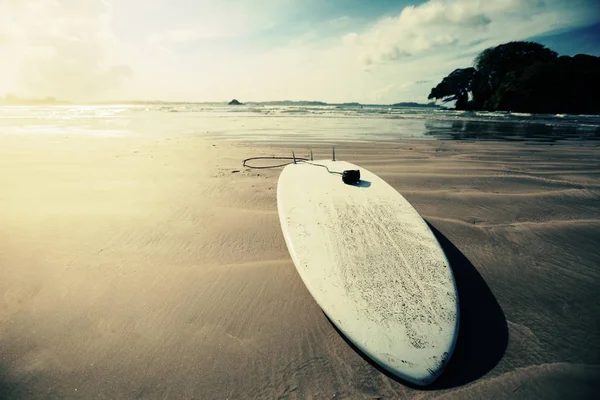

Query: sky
1;0;599;104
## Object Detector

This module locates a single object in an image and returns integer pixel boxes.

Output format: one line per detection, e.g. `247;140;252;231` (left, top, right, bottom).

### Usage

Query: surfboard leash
242;156;310;169
242;156;341;175
242;148;361;185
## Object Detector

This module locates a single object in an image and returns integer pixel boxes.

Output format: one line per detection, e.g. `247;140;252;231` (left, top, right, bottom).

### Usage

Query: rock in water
228;99;242;105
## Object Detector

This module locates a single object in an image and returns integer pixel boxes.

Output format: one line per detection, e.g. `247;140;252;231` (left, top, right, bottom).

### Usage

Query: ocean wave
475;111;508;118
279;109;310;114
3;105;599;139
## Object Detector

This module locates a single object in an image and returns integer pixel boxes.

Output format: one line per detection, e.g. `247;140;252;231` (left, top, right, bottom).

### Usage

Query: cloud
343;1;493;66
0;0;131;100
145;18;249;52
342;32;359;45
142;0;309;53
381;47;412;61
398;1;492;29
327;16;354;30
336;0;596;69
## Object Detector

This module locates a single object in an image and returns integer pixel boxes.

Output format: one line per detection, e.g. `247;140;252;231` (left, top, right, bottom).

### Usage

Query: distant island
0;95;441;109
428;41;600;114
243;100;440;108
0;94;70;105
390;102;439;108
245;100;328;106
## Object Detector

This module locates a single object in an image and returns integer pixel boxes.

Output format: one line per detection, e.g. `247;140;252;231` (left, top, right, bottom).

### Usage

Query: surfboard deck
277;160;459;386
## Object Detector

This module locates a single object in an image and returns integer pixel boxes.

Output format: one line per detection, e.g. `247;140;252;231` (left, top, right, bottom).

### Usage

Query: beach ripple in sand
1;137;599;399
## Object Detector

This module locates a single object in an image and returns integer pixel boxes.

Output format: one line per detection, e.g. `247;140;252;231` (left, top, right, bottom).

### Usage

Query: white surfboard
277;160;459;386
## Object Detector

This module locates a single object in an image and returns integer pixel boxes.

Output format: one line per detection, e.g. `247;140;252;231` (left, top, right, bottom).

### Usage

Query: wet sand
1;134;599;399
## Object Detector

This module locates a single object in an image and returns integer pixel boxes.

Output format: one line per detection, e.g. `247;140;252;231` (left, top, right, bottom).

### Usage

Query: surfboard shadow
0;363;23;400
324;221;508;390
347;180;371;188
425;222;508;389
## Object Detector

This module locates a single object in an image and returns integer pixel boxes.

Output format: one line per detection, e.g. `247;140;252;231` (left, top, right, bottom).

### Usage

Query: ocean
1;104;599;143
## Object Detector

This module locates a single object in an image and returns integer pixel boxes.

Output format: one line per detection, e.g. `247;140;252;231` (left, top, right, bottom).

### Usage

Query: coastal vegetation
428;41;600;114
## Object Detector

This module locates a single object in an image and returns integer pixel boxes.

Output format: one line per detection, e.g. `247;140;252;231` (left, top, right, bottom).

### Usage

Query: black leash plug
342;169;361;185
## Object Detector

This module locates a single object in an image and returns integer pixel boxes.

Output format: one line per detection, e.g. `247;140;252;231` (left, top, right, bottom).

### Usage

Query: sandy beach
1;133;599;399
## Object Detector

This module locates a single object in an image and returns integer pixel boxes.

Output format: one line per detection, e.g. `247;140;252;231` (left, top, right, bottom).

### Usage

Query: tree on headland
426;67;477;110
428;41;600;114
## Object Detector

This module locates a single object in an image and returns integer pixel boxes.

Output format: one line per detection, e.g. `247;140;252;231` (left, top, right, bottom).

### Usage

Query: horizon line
0;98;440;107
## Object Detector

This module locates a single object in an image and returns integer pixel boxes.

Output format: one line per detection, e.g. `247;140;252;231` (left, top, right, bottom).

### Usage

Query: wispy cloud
341;0;579;67
144;6;255;53
0;0;131;100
